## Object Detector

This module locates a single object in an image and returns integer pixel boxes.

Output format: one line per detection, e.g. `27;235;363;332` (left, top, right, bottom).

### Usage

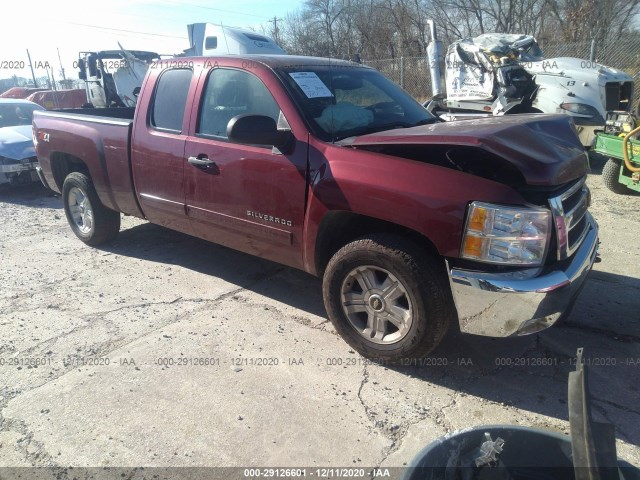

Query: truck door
132;67;196;234
184;67;308;269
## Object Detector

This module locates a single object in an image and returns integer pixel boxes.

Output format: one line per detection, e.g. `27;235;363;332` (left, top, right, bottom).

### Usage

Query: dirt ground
0;154;639;477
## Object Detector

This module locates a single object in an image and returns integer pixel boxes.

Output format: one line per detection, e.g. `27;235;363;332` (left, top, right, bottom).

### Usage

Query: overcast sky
0;0;301;83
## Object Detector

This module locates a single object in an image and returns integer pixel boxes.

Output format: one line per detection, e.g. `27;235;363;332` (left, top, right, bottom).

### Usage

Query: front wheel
322;234;453;363
602;158;633;194
62;172;120;245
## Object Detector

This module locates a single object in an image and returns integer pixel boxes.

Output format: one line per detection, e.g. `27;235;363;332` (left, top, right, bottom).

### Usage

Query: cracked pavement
0;157;639;473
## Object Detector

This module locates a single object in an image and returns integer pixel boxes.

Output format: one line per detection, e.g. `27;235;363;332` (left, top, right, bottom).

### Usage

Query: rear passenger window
151;69;192;132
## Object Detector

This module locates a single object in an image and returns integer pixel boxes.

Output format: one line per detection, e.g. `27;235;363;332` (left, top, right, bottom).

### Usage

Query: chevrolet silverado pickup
33;55;600;362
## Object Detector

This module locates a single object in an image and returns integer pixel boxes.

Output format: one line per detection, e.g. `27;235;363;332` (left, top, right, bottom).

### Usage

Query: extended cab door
184;64;308;269
131;67;196;233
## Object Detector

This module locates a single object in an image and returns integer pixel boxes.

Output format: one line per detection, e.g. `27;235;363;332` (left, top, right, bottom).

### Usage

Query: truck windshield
277;65;436;142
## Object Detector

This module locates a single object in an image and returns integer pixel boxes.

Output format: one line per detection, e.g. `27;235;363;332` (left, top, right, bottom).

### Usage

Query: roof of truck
186;55;369;69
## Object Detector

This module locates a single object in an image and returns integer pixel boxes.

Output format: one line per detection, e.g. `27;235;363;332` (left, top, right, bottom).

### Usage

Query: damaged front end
346;114;599;338
0;125;40;186
0;155;40;185
345;113;588;187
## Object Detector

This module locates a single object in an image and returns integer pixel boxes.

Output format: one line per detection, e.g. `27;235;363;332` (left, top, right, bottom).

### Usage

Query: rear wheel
62;172;120;245
602;158;632;194
322;234;453;363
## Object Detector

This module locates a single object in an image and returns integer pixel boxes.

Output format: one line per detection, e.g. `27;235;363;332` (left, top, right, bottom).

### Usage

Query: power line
65;22;185;39
158;0;272;20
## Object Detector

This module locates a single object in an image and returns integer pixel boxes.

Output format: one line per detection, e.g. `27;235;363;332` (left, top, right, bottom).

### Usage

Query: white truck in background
183;23;286;56
78;49;160;108
425;20;634;146
78;25;285;109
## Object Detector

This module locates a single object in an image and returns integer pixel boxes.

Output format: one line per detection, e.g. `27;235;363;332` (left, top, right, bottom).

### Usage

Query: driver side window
197;68;281;140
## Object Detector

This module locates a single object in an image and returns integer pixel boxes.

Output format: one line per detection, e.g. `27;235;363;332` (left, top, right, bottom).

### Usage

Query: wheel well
50;153;90;191
314;211;441;275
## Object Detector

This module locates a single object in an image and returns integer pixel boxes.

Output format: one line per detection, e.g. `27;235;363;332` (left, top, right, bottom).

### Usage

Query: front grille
605;81;633;111
549;179;590;260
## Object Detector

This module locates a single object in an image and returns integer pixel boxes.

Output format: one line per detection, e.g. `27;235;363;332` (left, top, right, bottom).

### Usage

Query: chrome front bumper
448;213;599;337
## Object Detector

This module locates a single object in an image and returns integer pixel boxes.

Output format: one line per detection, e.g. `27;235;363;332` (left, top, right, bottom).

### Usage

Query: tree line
268;0;639;60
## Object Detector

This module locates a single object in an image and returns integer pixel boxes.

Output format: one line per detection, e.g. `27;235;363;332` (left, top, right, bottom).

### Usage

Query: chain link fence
363;35;640;106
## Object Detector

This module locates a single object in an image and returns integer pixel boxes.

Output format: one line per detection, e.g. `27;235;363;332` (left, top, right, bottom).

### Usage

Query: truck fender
46;122;120;212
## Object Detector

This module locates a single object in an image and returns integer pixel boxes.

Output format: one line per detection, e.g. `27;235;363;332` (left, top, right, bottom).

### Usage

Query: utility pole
26;49;38;87
45;67;52;89
49;66;57;91
57;48;67;84
270;16;283;45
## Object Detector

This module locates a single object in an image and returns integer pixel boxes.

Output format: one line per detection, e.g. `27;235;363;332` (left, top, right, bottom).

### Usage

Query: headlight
461;202;551;266
560;102;600;117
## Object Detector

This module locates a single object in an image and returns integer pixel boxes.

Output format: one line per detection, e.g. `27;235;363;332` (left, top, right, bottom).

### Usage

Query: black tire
322;234;453;363
62;172;120;245
602;158;632;194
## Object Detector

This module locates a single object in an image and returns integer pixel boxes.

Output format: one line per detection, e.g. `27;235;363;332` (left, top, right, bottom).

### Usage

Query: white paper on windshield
289;72;333;98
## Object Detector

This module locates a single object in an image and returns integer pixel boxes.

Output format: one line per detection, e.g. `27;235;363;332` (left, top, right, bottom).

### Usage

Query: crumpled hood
0;125;36;161
347;114;588;186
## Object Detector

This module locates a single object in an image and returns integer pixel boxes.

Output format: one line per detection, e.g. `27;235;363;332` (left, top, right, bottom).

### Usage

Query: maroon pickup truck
33;55;599;362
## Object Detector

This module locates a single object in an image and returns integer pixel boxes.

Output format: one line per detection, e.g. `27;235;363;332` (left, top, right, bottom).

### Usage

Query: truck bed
33;108;143;218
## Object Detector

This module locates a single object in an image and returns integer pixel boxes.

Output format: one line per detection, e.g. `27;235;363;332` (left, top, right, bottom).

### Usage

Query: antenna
220;22;231;54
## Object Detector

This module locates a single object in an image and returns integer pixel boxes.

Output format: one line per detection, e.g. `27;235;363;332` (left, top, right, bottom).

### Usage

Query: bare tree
279;0;639;59
546;0;640;44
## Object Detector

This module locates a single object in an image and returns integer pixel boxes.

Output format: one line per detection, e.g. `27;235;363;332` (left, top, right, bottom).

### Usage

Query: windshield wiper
412;118;439;126
362;122;411;134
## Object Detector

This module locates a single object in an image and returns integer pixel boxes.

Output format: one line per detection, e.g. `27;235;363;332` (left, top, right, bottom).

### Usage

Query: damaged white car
0;98;44;185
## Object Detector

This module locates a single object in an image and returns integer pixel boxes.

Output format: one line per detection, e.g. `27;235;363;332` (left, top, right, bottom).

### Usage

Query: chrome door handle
188;155;215;166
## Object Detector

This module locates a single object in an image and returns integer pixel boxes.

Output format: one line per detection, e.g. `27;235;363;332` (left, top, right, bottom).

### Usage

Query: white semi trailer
183;23;286;56
78;49;160;108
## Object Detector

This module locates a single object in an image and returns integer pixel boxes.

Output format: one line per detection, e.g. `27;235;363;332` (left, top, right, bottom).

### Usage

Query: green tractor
593;111;640;194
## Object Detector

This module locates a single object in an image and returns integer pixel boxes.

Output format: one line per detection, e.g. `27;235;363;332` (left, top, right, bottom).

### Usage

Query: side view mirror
227;114;293;151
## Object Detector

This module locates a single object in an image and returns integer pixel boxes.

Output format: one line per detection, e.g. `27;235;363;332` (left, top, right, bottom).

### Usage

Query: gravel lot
0;154;639;477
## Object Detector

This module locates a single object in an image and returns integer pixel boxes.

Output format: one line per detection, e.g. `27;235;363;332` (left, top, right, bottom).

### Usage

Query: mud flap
568;348;619;480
